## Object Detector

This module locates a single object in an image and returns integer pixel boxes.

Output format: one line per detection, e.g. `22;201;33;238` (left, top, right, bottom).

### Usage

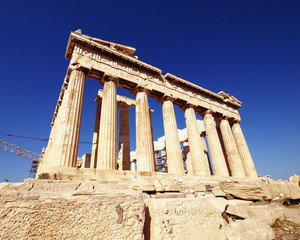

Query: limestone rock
265;180;300;200
289;175;300;187
191;183;206;192
145;198;227;240
247;203;284;226
224;217;275;240
130;178;155;191
205;197;229;213
282;205;300;225
0;182;145;240
219;181;264;200
0;182;34;192
212;184;226;197
225;199;252;219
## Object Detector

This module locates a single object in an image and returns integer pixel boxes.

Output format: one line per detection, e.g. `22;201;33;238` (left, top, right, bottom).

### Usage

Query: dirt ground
272;219;300;240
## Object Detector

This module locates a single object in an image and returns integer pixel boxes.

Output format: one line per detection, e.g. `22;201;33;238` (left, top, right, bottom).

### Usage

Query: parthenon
36;29;258;180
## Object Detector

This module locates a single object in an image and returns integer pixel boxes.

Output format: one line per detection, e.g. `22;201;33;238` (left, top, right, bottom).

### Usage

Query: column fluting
203;111;229;176
162;98;185;174
200;133;213;175
90;98;102;169
118;102;131;170
136;89;155;172
232;121;258;178
184;106;211;175
47;67;87;169
96;77;117;169
219;117;246;177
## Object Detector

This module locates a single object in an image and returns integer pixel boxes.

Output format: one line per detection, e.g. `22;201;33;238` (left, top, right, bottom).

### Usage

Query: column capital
157;95;176;103
95;95;102;103
180;103;195;111
131;85;150;95
118;101;130;109
104;75;118;83
232;118;241;124
204;110;216;121
205;109;215;116
68;63;90;75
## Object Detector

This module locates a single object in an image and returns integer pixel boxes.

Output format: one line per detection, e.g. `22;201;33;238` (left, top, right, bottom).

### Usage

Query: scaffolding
0;139;42;178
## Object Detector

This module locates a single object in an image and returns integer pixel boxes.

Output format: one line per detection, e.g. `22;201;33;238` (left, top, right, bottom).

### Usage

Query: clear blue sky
0;1;299;182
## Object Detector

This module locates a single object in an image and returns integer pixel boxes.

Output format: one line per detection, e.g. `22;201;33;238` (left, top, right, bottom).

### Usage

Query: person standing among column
162;96;185;175
232;120;258;178
184;105;211;176
97;76;118;170
135;88;155;172
203;110;229;177
219;117;246;178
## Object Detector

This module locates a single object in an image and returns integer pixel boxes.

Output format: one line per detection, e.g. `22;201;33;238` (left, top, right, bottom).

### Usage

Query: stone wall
0;181;144;240
0;179;299;240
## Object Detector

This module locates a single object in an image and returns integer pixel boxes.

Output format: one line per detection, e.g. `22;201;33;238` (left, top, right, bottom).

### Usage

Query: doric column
232;121;258;178
118;102;131;170
219;117;246;178
90;97;102;169
184;106;211;175
56;67;87;168
162;97;185;174
42;66;88;170
200;133;213;175
203;111;229;176
96;76;117;169
135;89;155;172
149;109;157;170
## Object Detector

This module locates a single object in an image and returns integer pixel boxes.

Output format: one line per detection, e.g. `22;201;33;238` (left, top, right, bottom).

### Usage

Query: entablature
63;30;242;121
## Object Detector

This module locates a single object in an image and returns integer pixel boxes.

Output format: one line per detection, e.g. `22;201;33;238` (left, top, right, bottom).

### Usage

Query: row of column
41;66;257;179
151;98;257;179
88;76;257;179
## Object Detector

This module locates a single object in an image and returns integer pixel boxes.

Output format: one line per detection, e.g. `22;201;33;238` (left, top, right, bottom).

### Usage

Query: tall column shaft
149;110;157;170
232;122;258;178
162;99;185;174
90;99;102;169
219;118;246;178
200;134;213;175
44;67;87;169
184;107;210;175
136;90;155;172
119;103;131;170
97;78;117;169
203;112;229;176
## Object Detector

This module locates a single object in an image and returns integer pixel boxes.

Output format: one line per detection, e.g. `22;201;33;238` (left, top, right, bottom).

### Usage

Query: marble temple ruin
36;30;258;180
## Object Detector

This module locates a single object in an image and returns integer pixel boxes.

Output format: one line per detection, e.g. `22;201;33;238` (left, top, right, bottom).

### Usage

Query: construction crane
0;138;43;178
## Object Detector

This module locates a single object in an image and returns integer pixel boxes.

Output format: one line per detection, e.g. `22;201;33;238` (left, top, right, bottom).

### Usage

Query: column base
36;167;259;194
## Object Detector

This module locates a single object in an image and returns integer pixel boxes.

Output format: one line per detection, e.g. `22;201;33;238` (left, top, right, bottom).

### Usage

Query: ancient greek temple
36;30;258;180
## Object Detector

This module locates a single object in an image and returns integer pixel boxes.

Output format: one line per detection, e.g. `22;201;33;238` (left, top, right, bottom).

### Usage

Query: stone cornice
66;31;162;75
59;30;242;122
164;73;241;108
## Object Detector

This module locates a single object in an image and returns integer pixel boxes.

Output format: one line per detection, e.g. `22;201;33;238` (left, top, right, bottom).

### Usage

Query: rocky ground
272;219;300;240
0;176;299;239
